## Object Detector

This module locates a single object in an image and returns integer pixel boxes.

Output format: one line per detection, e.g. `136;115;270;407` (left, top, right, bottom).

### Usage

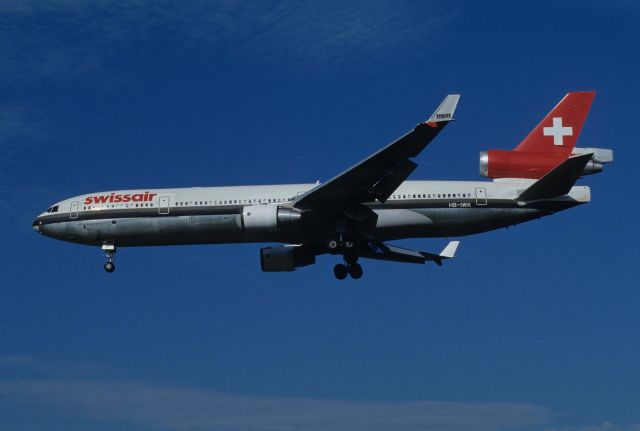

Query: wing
360;241;460;266
293;94;460;210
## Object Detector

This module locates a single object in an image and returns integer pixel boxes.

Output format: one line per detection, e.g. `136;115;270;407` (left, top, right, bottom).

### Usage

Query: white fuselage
33;179;590;247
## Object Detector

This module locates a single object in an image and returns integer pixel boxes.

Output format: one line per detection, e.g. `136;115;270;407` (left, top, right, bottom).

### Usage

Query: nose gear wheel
102;243;116;273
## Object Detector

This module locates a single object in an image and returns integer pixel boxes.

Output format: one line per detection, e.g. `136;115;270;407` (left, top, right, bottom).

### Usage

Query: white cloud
0;355;552;431
0;378;551;431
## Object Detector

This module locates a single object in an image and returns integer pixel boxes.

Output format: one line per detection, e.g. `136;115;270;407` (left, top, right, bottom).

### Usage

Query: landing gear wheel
349;263;363;279
102;243;116;274
327;239;339;251
333;263;348;280
343;240;355;249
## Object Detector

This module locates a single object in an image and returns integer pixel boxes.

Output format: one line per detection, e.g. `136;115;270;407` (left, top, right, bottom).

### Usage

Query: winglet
420;240;460;266
439;241;460;259
426;94;460;124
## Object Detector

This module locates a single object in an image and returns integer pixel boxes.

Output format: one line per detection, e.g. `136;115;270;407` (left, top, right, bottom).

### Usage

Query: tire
327;239;339;250
343;240;355;249
333;263;348;280
104;262;116;273
349;263;363;279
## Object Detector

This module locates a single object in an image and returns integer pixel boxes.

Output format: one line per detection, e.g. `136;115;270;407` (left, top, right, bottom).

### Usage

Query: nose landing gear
102;243;116;273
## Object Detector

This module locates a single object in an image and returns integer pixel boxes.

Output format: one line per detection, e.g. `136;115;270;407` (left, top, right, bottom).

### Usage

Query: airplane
32;91;612;279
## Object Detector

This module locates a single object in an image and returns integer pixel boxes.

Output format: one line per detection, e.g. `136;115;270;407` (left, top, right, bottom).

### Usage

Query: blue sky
1;1;639;430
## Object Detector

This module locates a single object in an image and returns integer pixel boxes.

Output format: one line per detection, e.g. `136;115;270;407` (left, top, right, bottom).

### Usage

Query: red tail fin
515;91;595;154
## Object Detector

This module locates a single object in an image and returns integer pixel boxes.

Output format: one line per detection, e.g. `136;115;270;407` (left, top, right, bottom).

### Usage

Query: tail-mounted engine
479;147;613;179
260;245;315;272
242;205;302;232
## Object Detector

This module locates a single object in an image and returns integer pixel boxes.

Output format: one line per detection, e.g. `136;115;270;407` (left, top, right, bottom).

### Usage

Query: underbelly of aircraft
42;206;551;247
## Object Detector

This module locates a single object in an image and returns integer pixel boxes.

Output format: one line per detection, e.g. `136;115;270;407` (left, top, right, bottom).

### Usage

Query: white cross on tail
543;117;573;146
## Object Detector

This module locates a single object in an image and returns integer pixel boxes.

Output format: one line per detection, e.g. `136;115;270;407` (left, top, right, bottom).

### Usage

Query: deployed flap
360;241;459;266
518;153;592;201
293;94;460;210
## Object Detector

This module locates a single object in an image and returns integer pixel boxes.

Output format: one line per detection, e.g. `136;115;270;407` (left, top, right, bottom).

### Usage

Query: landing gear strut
327;234;364;280
102;243;116;273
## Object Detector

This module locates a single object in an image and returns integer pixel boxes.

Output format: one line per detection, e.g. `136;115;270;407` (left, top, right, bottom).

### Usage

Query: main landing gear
333;261;363;280
328;237;363;280
102;243;116;273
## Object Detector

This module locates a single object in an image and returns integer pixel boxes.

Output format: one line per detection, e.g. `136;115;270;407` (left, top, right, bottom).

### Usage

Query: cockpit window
46;205;59;213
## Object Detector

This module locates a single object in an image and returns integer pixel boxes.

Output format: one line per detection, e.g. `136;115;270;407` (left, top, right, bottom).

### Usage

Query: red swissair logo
84;192;157;205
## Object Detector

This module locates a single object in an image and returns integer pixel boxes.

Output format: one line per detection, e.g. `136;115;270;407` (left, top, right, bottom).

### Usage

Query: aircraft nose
32;218;42;234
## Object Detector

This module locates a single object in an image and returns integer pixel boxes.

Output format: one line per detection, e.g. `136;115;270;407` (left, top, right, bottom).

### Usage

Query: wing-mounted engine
242;205;302;232
479;148;613;179
260;245;316;272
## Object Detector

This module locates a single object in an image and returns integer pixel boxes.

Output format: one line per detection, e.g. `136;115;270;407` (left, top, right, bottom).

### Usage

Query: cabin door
159;196;170;214
475;187;487;206
70;201;79;219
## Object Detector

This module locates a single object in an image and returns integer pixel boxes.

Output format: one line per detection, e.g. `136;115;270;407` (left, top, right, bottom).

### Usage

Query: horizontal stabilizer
361;241;459;266
518;153;592;201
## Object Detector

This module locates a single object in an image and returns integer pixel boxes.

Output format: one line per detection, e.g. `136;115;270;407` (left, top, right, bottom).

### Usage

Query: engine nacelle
242;205;302;232
479;150;565;179
480;148;613;179
260;245;315;272
572;147;614;163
